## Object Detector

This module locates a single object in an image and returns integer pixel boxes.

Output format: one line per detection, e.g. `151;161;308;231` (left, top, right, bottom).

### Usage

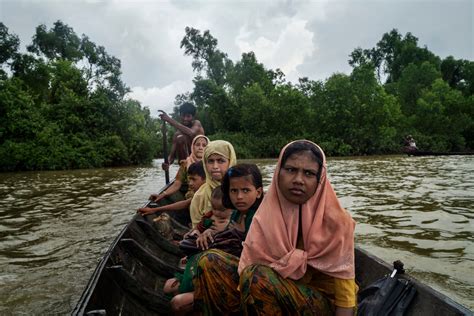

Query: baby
164;186;232;296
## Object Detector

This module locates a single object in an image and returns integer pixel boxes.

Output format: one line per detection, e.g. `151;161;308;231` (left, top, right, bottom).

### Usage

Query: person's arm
159;112;204;138
335;307;353;316
138;198;192;216
150;171;183;201
333;278;357;316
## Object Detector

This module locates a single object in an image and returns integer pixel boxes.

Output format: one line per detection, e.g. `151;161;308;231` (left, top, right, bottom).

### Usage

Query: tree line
0;21;160;171
1;22;472;171
173;27;473;158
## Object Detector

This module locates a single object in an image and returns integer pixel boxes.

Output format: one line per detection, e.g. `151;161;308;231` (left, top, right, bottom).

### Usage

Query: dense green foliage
1;22;472;171
175;27;473;158
0;21;160;171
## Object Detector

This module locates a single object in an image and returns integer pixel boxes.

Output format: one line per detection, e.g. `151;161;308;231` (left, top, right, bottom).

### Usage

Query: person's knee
196;249;224;269
163;278;180;295
170;292;194;313
174;134;190;160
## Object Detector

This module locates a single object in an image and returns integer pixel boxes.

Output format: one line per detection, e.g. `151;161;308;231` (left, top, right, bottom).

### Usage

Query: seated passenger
189;140;237;228
137;161;206;225
149;135;209;204
169;164;264;314
164;186;232;298
180;186;233;254
190;140;357;315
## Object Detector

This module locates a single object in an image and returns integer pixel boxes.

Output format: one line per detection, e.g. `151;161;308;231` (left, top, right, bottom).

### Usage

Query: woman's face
193;138;208;159
229;176;262;212
278;150;319;205
206;153;230;181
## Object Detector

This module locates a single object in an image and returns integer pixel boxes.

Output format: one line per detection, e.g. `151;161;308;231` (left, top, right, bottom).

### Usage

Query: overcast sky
2;0;472;116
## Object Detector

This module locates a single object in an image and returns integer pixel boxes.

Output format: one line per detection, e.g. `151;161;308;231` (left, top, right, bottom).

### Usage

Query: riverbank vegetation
174;27;473;158
0;21;160;171
1;22;472;170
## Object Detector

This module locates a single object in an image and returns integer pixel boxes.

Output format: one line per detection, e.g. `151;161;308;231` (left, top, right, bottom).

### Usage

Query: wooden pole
160;114;170;184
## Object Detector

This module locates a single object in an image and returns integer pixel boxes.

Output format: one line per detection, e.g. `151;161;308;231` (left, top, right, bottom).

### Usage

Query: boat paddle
159;110;170;184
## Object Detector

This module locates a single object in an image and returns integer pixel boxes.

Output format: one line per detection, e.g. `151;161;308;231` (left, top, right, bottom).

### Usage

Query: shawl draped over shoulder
238;140;355;280
185;135;210;169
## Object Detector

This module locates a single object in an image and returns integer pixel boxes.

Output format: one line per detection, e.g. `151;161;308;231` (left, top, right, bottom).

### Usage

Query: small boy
137;161;206;219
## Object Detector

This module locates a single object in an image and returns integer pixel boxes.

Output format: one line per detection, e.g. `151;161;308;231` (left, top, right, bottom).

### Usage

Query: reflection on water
0;156;473;313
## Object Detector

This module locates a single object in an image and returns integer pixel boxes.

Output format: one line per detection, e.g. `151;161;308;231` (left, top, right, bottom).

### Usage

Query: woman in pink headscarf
192;140;357;315
185;135;210;169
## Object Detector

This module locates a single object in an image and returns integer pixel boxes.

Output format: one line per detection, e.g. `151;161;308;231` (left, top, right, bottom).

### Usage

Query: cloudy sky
2;0;472;115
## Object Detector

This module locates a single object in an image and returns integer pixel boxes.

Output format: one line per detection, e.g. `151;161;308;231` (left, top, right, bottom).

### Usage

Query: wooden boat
407;150;474;156
73;183;472;316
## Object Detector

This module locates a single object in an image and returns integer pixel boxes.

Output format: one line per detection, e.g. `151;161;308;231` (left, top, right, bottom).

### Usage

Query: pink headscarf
185;135;210;169
238;140;355;280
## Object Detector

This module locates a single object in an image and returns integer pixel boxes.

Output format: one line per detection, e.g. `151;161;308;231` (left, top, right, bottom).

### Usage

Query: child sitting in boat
168;163;264;314
180;186;233;254
163;186;232;297
150;135;209;202
137;160;206;225
189;140;237;228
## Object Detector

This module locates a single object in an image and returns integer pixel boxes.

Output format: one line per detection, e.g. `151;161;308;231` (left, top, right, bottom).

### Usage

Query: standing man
159;102;204;169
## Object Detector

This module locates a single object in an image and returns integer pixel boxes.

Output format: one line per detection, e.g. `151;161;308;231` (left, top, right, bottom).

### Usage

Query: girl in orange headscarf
192;140;357;315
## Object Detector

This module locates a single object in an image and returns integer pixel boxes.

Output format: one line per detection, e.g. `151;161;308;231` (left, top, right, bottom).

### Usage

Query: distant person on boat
169;163;264;314
189;140;237;228
189;140;357;315
403;135;418;153
160;102;205;170
149;135;209;203
137;160;206;222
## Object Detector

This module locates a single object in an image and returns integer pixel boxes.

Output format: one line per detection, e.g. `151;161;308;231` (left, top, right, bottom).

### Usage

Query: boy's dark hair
222;163;264;210
280;141;323;182
179;102;196;116
187;160;205;179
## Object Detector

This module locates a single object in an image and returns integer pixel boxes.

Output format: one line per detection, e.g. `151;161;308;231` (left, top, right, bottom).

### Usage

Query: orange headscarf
238;140;355;280
185;135;210;169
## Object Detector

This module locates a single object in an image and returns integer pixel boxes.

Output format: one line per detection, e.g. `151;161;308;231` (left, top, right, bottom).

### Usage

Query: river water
0;156;473;314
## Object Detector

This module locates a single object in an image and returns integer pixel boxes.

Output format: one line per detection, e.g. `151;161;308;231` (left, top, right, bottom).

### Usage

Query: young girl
196;163;264;249
170;164;264;314
189;140;237;228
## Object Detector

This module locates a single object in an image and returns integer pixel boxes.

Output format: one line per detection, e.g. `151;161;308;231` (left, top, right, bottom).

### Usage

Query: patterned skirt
192;249;333;316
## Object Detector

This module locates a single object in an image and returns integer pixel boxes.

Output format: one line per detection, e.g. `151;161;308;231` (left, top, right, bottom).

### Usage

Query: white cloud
235;17;315;82
127;80;194;116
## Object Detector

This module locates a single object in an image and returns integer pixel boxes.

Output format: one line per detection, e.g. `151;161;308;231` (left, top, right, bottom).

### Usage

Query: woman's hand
196;229;216;250
183;229;200;239
137;207;156;216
